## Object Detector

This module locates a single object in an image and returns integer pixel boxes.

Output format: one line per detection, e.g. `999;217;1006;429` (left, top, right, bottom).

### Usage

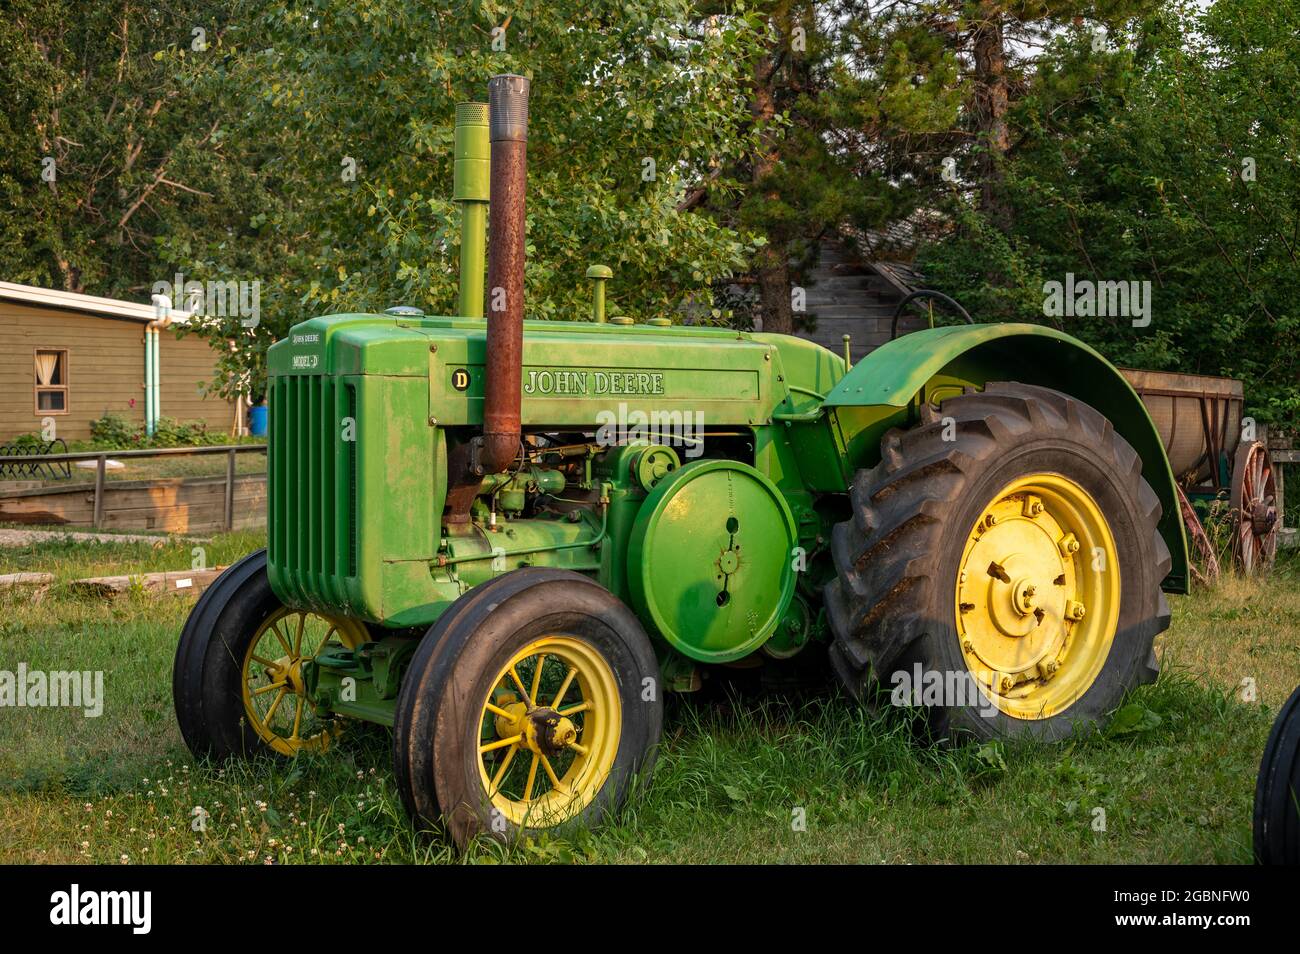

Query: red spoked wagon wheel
1176;484;1221;587
1231;441;1279;574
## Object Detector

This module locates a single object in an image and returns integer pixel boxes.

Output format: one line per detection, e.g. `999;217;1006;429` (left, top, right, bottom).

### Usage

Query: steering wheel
889;290;975;341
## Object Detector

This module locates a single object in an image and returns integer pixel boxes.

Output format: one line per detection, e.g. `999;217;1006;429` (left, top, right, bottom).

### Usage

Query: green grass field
1;528;1296;864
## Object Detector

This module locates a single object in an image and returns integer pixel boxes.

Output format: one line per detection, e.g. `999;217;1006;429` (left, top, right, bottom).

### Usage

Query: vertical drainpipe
453;102;490;319
146;314;172;434
152;326;161;427
146;296;164;435
480;74;530;475
143;329;154;436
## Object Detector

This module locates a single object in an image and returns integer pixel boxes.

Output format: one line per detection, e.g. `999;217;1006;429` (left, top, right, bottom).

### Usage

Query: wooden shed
795;238;928;356
0;282;236;442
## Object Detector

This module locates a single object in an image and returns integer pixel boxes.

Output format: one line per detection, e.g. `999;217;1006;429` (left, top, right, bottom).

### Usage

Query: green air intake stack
453;101;490;318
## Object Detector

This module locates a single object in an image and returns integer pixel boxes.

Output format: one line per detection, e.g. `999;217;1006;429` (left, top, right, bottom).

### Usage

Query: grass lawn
1;529;1296;864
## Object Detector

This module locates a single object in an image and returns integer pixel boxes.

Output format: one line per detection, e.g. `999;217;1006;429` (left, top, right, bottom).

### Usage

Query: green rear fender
824;324;1189;594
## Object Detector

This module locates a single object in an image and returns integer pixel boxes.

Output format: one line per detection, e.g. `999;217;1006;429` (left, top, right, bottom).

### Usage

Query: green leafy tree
2;0;765;396
168;0;766;392
720;0;964;332
923;0;1300;426
0;1;255;295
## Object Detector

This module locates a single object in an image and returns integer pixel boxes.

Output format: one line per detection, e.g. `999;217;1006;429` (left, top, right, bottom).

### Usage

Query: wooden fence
0;445;266;533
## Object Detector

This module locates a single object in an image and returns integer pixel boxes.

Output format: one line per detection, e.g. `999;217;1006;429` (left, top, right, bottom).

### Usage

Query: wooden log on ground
0;572;55;589
68;566;229;599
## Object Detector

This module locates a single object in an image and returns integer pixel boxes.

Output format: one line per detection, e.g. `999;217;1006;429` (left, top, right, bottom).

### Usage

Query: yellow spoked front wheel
241;608;367;756
955;474;1120;720
393;568;663;850
477;636;622;828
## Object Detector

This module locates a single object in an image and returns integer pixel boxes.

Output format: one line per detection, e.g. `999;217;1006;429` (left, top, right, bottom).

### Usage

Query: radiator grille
268;373;353;606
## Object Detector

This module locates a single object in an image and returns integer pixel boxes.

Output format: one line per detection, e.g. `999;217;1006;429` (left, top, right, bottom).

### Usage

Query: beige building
0;282;236;442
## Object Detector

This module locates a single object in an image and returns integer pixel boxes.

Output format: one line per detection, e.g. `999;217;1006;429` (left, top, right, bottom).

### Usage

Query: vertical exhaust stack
453;102;490;318
481;73;530;475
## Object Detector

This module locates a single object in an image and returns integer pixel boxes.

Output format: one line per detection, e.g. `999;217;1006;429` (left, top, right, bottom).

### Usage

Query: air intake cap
488;74;530;143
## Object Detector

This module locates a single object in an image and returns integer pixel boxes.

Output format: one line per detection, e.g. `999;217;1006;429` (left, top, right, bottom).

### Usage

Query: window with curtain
35;349;68;413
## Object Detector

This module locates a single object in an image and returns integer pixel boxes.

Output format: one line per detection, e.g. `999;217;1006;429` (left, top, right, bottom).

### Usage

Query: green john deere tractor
174;74;1187;849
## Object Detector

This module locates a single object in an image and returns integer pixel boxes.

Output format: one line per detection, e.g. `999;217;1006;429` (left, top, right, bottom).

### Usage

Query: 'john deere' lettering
523;368;665;396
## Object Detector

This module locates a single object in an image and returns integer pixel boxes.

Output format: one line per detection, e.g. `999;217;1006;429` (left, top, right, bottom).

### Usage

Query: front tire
394;568;662;848
172;550;366;760
824;383;1171;741
1254;683;1300;864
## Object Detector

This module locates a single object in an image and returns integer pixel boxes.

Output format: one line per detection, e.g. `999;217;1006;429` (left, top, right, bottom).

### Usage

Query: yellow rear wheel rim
241;608;367;755
477;635;622;829
954;473;1121;720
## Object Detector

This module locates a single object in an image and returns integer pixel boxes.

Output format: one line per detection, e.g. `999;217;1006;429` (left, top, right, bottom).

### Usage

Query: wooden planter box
0;474;266;533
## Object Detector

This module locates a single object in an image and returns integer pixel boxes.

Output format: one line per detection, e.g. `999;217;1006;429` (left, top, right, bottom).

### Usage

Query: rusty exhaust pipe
481;73;530;475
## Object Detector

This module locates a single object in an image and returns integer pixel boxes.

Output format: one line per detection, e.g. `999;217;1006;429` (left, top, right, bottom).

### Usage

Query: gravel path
0;528;204;547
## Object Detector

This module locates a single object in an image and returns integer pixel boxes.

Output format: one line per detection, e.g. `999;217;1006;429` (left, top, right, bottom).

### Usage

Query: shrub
89;413;139;446
88;413;225;449
150;417;224;448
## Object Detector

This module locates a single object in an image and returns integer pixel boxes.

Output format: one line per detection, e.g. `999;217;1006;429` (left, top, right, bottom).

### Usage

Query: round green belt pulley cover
627;459;798;663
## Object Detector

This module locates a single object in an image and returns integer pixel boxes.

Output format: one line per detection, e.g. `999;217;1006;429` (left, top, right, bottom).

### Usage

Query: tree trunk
971;1;1011;229
751;52;793;334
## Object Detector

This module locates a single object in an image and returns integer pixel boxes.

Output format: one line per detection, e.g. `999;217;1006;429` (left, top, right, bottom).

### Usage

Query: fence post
93;455;106;529
224;448;237;532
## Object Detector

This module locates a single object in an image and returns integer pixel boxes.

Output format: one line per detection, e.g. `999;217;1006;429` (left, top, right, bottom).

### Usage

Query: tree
0;1;255;295
922;0;1300;427
172;0;767;388
2;0;766;395
722;0;964;333
883;0;1163;228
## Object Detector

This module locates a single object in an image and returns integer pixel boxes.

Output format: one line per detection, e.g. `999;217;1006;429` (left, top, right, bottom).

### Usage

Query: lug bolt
1000;675;1015;692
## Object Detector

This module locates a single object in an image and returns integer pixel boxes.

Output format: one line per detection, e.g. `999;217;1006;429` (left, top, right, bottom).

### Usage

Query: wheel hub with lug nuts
494;695;580;759
955;475;1120;720
265;655;306;696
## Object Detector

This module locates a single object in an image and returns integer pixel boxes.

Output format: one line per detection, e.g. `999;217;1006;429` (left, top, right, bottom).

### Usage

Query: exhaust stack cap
488;74;530;143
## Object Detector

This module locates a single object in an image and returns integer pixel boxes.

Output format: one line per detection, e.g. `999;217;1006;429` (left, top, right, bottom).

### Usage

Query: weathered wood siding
796;240;927;356
160;330;235;429
0;300;233;440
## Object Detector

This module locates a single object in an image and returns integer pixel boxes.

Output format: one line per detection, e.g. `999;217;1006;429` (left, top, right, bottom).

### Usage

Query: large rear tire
824;383;1171;741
